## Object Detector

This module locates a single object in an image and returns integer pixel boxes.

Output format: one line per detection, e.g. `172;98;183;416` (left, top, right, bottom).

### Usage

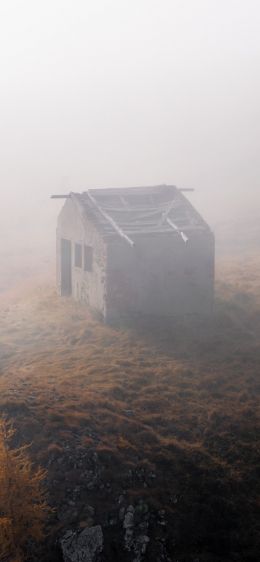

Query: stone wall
106;231;214;321
57;199;214;322
57;199;107;317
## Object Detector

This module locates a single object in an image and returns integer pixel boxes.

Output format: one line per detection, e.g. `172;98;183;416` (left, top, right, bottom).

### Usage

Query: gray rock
123;506;135;551
124;527;134;551
137;534;150;553
133;534;150;561
119;506;125;521
85;505;95;517
61;525;103;562
123;509;134;529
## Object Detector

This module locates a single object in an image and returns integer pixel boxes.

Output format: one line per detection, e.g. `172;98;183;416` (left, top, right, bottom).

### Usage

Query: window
84;245;93;272
75;243;82;267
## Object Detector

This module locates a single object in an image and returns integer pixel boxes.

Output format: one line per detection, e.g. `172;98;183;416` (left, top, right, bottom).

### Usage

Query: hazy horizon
0;0;259;252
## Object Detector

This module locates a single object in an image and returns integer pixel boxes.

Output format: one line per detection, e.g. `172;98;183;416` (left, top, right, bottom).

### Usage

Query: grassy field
0;255;259;561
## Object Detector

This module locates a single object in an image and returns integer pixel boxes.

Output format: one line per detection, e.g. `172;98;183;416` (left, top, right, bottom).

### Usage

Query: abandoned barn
53;185;215;322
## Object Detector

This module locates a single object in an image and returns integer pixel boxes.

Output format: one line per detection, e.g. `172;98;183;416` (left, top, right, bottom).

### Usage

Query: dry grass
0;255;259;561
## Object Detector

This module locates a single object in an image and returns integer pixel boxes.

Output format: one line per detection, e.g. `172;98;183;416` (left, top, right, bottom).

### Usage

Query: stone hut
53;185;214;322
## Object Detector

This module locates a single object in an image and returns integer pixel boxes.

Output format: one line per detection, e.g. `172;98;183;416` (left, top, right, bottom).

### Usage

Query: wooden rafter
86;190;135;247
167;218;189;243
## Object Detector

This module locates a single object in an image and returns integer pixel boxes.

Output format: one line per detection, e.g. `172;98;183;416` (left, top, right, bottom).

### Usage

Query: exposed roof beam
51;194;70;199
87;190;135;247
167;218;189;243
159;199;178;226
50;187;194;198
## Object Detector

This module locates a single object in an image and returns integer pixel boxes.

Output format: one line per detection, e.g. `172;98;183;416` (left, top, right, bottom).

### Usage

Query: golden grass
0;255;259;560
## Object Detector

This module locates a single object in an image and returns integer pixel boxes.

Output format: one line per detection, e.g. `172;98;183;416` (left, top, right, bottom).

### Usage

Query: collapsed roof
53;185;210;246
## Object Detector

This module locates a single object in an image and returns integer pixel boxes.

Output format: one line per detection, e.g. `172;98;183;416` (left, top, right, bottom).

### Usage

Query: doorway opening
61;238;72;296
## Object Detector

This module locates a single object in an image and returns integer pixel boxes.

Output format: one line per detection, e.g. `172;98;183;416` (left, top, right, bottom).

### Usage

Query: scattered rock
123;503;151;560
61;525;103;562
133;534;150;561
119;506;125;521
123;506;135;551
124;507;135;530
158;509;167;527
85;505;95;517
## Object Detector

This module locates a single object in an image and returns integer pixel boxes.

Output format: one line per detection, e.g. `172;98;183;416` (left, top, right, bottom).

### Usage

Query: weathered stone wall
57;199;214;322
106;231;214;321
57;199;107;317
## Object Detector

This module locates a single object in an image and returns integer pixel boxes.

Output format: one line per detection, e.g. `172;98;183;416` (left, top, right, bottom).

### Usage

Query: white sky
0;0;259;246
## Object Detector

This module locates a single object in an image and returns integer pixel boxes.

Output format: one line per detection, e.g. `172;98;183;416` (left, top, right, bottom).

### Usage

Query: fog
1;5;260;558
0;0;260;254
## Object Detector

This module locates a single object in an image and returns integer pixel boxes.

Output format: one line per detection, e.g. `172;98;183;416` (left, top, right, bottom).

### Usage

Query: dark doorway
61;239;72;296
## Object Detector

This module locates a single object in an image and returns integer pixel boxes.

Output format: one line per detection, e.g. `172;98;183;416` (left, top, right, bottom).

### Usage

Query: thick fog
0;0;259;253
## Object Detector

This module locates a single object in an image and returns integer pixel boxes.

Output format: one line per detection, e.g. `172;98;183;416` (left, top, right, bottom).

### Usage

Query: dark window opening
84;245;93;272
75;243;82;267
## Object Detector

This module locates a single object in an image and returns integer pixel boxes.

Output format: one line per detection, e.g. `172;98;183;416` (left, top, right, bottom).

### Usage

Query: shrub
0;419;50;562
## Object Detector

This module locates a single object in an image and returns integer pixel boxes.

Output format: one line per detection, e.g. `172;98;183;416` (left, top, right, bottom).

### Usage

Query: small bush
0;419;51;562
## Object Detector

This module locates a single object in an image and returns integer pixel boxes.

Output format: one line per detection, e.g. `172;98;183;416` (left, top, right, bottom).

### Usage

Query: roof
63;185;210;246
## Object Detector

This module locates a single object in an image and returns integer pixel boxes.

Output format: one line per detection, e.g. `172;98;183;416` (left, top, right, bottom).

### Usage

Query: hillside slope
0;256;259;562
